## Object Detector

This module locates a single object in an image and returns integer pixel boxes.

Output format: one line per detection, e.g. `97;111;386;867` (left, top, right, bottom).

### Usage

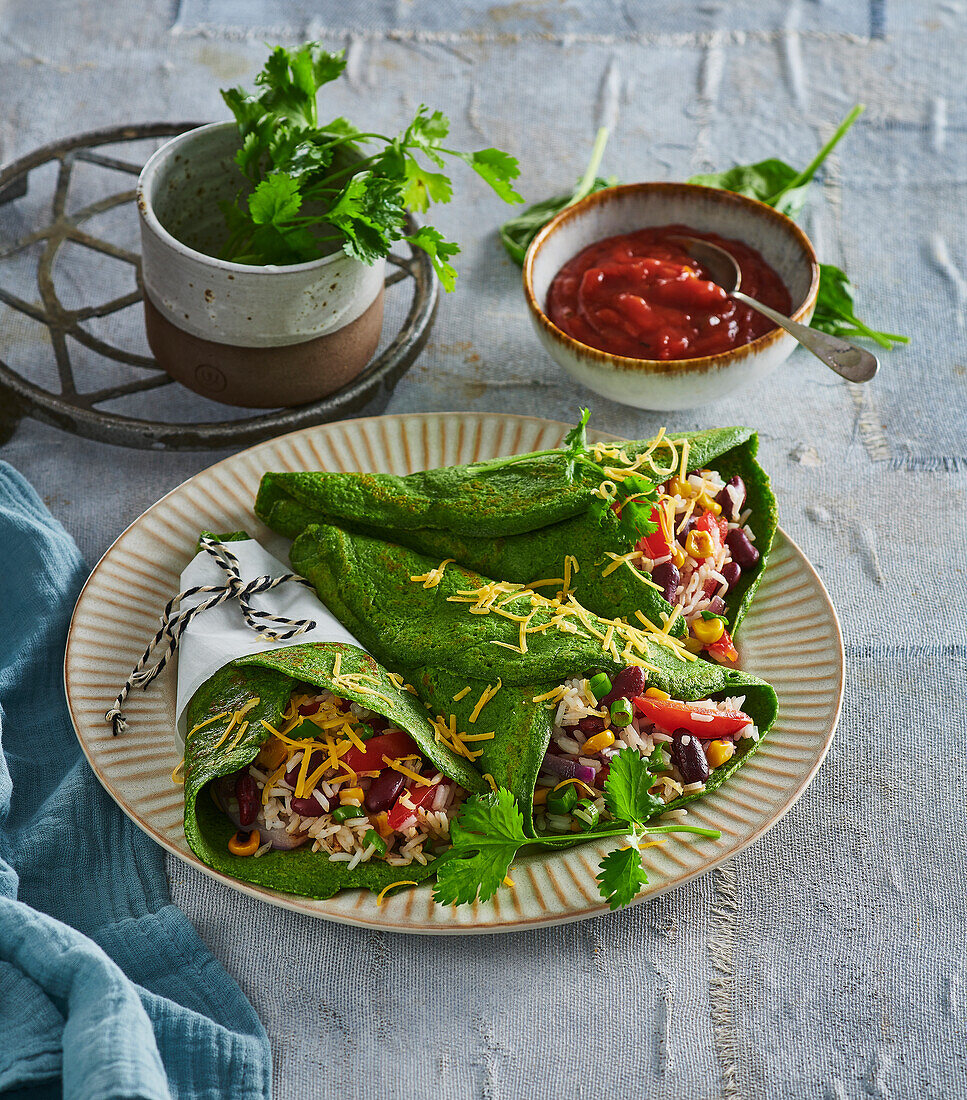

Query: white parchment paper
174;538;364;738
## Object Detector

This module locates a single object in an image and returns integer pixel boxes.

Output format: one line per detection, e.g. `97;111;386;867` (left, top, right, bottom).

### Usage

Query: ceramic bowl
137;122;385;408
523;182;820;410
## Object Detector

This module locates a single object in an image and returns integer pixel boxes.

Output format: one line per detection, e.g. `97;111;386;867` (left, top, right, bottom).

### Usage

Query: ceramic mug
137;122;385;409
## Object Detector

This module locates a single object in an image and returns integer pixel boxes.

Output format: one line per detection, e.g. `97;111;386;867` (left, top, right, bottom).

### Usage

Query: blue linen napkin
0;462;272;1100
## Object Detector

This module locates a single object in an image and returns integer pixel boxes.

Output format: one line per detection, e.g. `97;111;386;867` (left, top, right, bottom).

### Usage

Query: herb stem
573;127;611;204
771;104;864;202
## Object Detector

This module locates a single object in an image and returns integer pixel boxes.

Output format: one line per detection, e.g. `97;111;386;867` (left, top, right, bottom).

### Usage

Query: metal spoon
669;235;879;383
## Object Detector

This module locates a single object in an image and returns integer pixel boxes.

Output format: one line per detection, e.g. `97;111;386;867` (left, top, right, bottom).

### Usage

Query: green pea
364;829;387;856
609;697;634;728
332;804;363;823
588;672;612;702
573;798;600;830
546;784;578;814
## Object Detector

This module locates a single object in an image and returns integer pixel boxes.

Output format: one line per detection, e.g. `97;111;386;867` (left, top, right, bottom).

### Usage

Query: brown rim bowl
522;182;820;410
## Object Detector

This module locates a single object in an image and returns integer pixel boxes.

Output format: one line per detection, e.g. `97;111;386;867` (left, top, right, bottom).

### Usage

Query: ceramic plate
64;413;844;934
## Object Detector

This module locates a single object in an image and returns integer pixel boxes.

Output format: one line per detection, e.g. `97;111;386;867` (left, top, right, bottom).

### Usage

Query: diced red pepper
706;629;739;665
633;694;750;738
636;506;670;559
387;779;444;831
342;729;418;773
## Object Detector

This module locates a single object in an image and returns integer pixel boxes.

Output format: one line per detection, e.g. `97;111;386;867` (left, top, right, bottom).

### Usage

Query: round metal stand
0;123;437;450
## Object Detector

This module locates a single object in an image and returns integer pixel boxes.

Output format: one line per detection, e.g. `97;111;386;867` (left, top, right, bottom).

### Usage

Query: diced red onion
540;753;596;785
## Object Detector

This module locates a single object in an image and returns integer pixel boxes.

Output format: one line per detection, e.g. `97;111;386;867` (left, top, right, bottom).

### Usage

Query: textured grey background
1;1;965;1097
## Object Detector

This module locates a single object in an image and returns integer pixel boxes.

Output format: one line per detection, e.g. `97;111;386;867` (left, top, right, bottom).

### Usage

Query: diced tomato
387;780;444;832
706;630;739;665
636;507;670;559
342;729;418;773
693;510;728;553
633;694;750;738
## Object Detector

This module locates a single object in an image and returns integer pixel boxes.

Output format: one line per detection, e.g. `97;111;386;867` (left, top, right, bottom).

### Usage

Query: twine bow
106;536;317;735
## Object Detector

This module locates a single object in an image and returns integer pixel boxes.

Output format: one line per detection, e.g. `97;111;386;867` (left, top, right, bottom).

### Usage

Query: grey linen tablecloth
1;1;964;1096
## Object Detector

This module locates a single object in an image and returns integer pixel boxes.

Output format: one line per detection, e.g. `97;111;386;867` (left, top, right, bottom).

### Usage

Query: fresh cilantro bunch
433;746;720;911
218;42;524;288
500;106;907;349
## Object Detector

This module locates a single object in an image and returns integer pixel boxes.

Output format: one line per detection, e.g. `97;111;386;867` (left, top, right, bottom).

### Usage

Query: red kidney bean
707;595;726;615
671;729;710;784
577;715;606;734
720;561;742;590
725;528;760;571
602;666;646;708
365;770;406;813
235;774;259;827
367;716;388;734
651;561;680;604
715;475;746;520
677;517;694;545
291;793;326;817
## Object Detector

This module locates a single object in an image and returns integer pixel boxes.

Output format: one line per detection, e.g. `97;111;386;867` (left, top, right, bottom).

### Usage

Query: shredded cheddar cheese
410;558;455;589
452;686;472;702
187;711;228;738
376;880;418;906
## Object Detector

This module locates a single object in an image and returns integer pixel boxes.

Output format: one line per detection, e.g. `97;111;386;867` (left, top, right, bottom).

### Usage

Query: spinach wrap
289;523;779;836
183;642;487;900
256;426;776;663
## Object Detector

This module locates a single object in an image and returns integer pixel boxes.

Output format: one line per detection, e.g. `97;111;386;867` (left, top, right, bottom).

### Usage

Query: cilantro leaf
405;106;450;167
644;742;669;775
402;156;453;213
405;227;460;291
432;789;527;905
500;127;613;264
457;149;524;205
562;407;590;478
326;174;407;265
248;173;302;225
604;747;665;825
812;263;909;349
597;845;649;910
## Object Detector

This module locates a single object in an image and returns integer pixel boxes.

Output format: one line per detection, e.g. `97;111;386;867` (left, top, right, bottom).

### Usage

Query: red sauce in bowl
546;224;793;361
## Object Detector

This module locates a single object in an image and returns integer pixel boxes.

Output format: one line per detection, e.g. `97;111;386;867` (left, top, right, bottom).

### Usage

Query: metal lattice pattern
0;123;436;450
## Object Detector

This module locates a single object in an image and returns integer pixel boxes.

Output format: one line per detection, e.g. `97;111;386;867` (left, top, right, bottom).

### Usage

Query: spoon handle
731;290;879;383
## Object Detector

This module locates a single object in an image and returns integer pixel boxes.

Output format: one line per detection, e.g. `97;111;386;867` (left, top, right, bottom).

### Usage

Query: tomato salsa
546;224;792;361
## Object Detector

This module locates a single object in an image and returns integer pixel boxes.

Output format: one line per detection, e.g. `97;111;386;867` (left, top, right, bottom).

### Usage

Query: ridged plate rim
64;412;844;934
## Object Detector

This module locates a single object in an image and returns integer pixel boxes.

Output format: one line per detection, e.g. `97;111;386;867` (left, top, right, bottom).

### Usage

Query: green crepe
183;643;486;900
256;426;776;639
289;523;779;833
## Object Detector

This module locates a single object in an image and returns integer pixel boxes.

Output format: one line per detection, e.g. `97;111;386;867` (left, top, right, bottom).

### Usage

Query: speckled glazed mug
137;122;385;408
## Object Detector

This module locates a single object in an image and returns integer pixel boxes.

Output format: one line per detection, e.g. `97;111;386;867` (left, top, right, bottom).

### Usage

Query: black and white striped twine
106;536;317;735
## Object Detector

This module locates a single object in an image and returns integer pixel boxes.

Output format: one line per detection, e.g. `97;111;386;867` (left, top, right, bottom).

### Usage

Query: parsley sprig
432;747;720;912
218;42;524;287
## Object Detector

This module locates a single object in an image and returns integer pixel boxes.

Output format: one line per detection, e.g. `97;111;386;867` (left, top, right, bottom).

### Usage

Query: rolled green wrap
256;427;776;638
290;524;779;832
183;642;486;900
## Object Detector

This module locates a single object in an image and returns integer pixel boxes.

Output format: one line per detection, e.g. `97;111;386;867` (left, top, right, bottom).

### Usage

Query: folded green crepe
256;427;776;641
183;643;486;900
289;523;779;834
